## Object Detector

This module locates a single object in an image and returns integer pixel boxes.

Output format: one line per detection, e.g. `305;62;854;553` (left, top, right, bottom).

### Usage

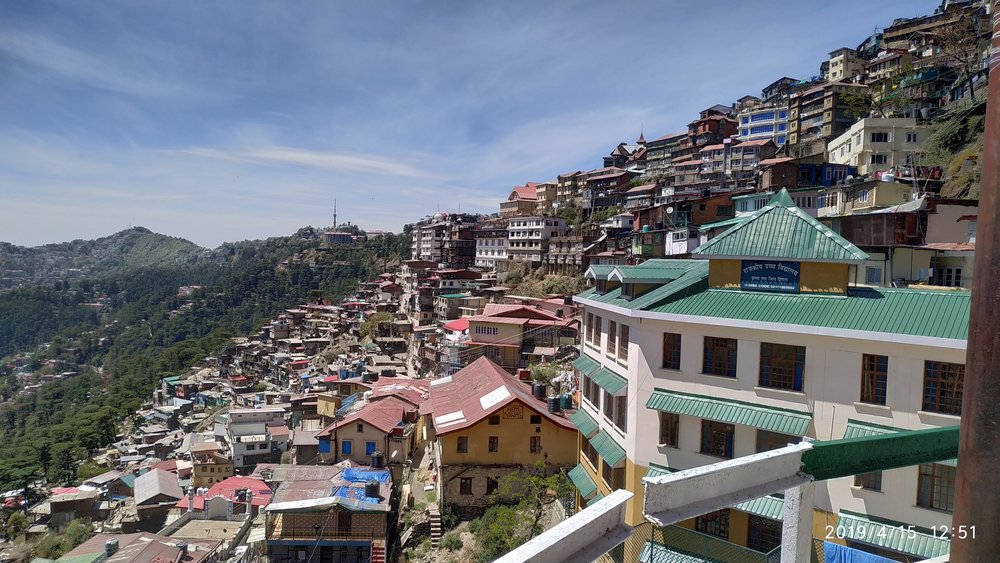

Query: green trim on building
733;495;785;521
646;389;812;435
693;189;869;262
577;260;709;311
698;216;749;233
438;293;471;299
844;420;958;466
591;367;628;395
584;265;616;280
570;409;599;438
801;426;959;481
591;492;605;502
590;430;626;466
567;464;598;499
644;463;678;479
572;354;601;376
836;511;950;558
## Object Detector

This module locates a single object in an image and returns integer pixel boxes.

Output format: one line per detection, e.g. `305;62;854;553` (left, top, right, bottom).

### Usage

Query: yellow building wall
708;260;741;289
813;507;846;546
439;399;578;467
800;262;849;294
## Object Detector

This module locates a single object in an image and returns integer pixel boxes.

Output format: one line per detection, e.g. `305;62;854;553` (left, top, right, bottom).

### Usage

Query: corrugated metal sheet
844;420;958;466
589;430;626;466
639;541;714;563
644;463;677;479
650;287;970;341
591;367;628;395
572;354;600;375
570;409;598;438
836;512;950;558
585;265;616;279
694;190;868;262
578;260;709;311
646;389;812;435
732;495;785;520
567;464;597;498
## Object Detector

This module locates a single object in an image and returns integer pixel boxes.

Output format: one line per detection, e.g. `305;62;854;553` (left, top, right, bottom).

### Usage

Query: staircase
370;544;386;563
428;507;443;548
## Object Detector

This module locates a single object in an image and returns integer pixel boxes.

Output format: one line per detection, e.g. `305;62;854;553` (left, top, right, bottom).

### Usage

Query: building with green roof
568;189;967;562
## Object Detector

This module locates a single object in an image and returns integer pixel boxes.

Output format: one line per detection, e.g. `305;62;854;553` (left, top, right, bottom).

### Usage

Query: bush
441;502;461;529
441;531;463;551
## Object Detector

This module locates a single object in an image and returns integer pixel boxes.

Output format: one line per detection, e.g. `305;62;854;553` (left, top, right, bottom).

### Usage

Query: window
695;509;730;539
474;326;499;336
934;267;963;287
460;477;473;495
662;333;681;370
457;436;468;453
365;441;377;456
871;132;889;143
602;460;625;489
530;436;542;453
582;374;600;406
356;423;364;433
703;337;738;377
917;463;956;512
618;324;629;360
759;343;805;392
861;354;888;405
747;515;782;553
488;415;500;425
865;266;882;285
486;477;499;495
341;440;353;455
659;412;679;447
716;205;733;216
855;471;883;491
756;430;798;453
906;132;918;143
583;440;599;468
701;420;735;459
922;361;964;415
607;321;617;354
857;188;870;203
586;313;595;342
488;436;499;452
530;414;541;424
615;394;627;432
870;154;888;164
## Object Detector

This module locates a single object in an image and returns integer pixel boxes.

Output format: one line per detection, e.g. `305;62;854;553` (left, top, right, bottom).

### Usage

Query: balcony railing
655;525;781;563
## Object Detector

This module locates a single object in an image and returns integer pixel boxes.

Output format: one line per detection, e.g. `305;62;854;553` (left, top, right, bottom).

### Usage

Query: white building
226;407;287;469
736;104;790;147
474;225;509;270
568;190;965;562
827;118;929;176
507;217;568;265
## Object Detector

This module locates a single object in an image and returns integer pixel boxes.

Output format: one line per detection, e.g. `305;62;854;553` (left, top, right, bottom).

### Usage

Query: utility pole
951;3;1000;560
333;199;338;230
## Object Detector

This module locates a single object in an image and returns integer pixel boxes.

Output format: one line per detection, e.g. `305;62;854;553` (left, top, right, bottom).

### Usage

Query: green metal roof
589;430;627;466
572;354;600;376
693;189;869;262
591;366;628;395
567;464;598;498
732;495;785;520
439;293;470;299
585;265;616;280
646;389;812;435
837;512;950;558
577;260;709;311
649;286;970;341
591;492;605;502
570;409;599;438
844;420;957;466
645;463;678;479
639;542;715;563
698;216;748;233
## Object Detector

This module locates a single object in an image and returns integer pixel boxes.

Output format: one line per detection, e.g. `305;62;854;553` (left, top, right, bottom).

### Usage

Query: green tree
4;511;28;540
359;312;394;340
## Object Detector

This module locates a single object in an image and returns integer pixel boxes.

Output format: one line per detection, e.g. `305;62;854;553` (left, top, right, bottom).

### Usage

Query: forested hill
0;226;411;489
0;227;209;289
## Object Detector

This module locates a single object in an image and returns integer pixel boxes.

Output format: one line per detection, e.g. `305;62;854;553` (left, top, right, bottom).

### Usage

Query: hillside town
0;1;990;562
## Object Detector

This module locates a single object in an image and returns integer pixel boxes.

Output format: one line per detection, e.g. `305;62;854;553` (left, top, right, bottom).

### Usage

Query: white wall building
474;226;509;269
827;118;929;176
227;407;287;469
507;217;568;264
736;104;790;147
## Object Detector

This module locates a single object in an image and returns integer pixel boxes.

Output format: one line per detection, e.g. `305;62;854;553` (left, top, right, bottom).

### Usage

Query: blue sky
1;0;938;248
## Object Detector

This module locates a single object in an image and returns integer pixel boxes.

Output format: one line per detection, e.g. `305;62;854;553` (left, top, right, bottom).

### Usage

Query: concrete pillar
780;482;814;563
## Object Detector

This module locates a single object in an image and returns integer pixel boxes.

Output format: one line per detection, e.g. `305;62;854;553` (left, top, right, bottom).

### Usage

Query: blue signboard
740;260;801;293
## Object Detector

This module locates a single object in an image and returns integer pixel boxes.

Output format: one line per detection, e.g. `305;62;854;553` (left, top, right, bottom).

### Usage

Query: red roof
175;476;272;510
675;160;703;167
442;318;470;332
267;424;290;437
510;184;538;201
739;138;775;146
370;378;430;406
700;144;724;152
626;184;656;194
588;170;629;181
230;375;248;382
759;157;795;166
427;357;575;435
653;131;687;142
316;395;412;438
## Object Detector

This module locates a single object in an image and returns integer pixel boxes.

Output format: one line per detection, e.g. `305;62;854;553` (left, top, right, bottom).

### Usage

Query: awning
570;409;598;438
639;541;714;563
646;389;811;435
644;463;677;479
589;430;626;466
567;464;598;499
572;354;601;376
591;492;605;502
522;345;558;356
592;367;628;396
733;495;784;520
844;420;957;466
836;512;950;559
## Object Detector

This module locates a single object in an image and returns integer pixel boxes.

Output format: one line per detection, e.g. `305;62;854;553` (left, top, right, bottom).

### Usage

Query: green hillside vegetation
918;98;986;198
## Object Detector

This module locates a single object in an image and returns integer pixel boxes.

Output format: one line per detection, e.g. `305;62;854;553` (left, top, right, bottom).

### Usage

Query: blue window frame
741;129;749;137
751;111;775;123
341;440;353;455
750;124;774;135
777;123;787;131
759;343;805;391
365;441;378;455
741;116;750;124
777;135;786;145
703;337;738;377
779;111;788;119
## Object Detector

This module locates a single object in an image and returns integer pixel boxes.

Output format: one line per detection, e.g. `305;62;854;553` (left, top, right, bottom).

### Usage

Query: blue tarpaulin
332;486;380;504
342;467;390;484
824;542;897;563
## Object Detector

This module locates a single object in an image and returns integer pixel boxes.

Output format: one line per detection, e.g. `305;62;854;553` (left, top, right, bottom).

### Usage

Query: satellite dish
666;206;675;214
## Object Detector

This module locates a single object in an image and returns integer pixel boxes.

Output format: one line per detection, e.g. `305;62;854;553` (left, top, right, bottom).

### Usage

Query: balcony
641;525;780;563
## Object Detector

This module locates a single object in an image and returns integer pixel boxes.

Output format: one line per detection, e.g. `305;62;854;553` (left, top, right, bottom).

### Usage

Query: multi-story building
500;183;539;218
827;118;929;176
556;171;585;203
433;293;485;321
473;223;509;270
760;76;800;104
226;408;288;470
534;181;558;215
736;103;790;147
825;47;865;82
582;168;633;217
463;303;578;373
315;396;417;465
644;132;687;182
443;223;477;269
414;221;448;264
427;357;579;514
787;81;869;159
865;50;913;83
507;217;569;266
569;190;967;562
544;232;594;275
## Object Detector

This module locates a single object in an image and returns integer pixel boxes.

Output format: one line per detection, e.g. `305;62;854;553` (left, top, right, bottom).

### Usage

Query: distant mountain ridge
0;227;210;288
